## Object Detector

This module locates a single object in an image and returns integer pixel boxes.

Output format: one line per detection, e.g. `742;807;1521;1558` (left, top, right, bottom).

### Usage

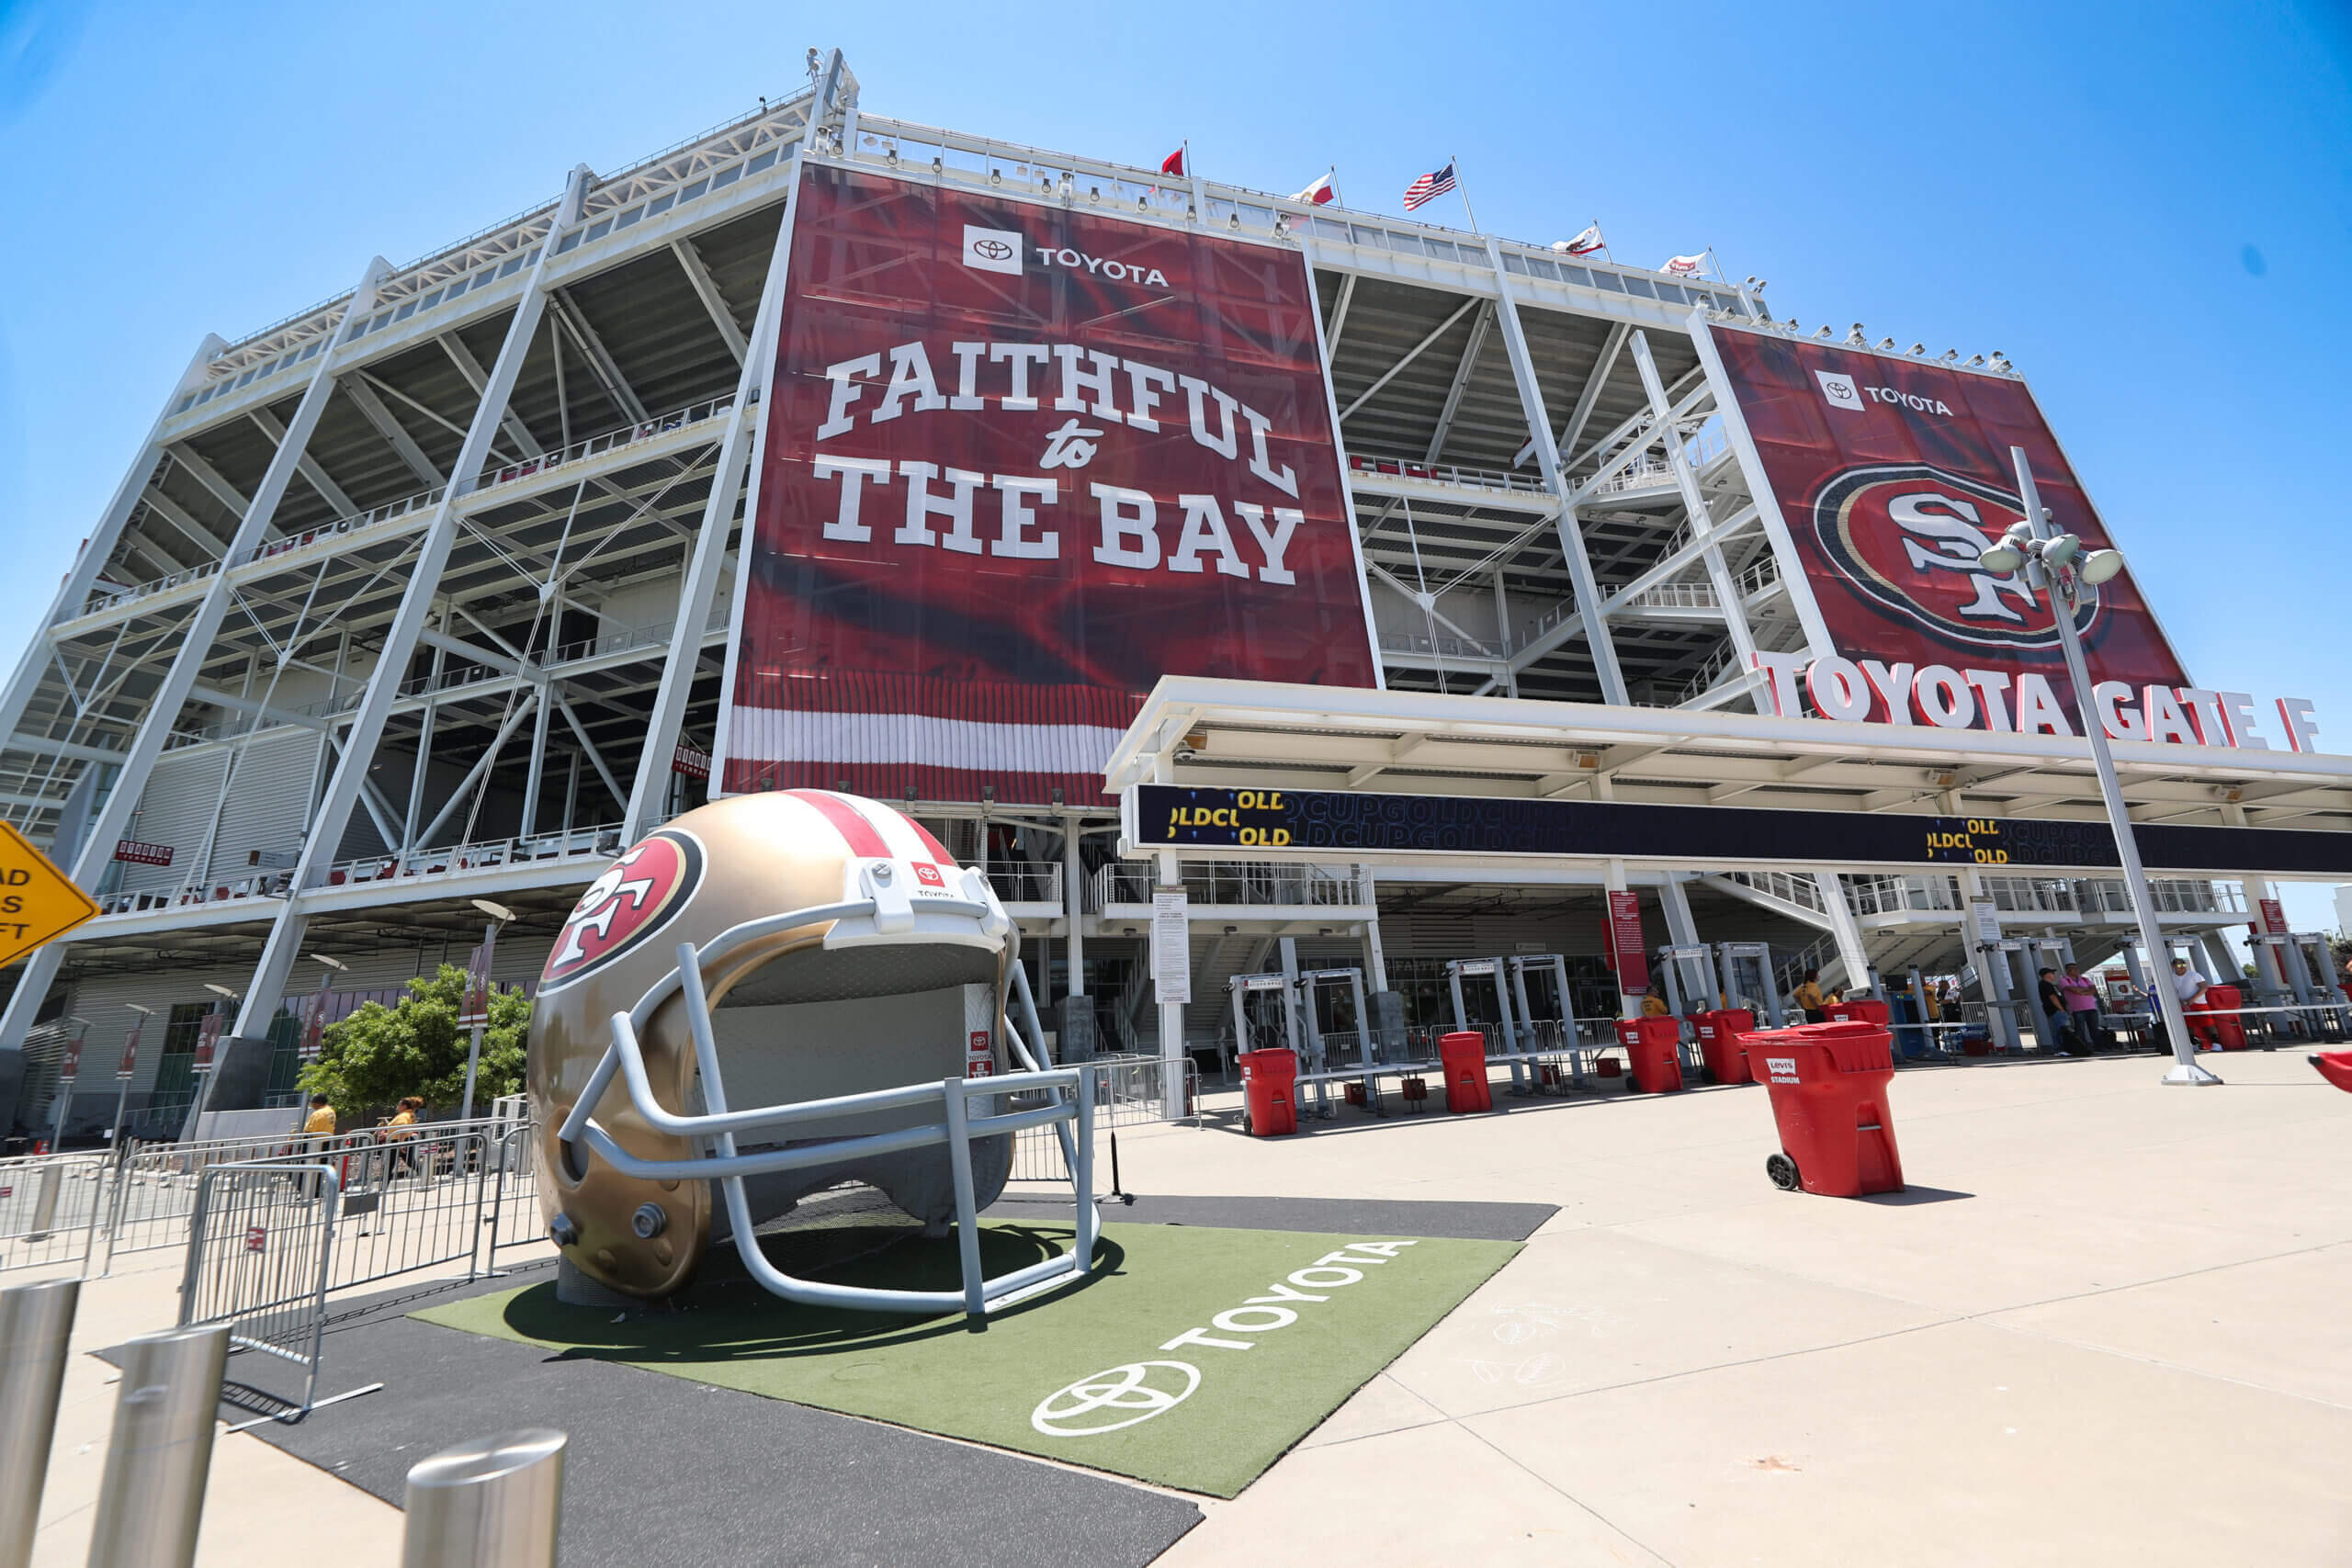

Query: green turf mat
413;1221;1517;1496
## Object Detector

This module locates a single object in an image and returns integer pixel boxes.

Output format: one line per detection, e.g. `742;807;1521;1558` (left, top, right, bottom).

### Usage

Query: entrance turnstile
1715;942;1785;1029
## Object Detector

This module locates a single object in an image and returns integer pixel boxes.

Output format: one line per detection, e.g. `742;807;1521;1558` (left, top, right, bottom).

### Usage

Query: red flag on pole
1159;146;1186;176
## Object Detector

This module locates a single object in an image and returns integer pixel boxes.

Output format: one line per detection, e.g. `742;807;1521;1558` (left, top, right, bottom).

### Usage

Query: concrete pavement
16;1047;2350;1564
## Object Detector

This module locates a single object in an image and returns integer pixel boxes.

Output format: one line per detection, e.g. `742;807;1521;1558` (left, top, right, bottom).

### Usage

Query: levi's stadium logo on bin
1765;1056;1800;1084
1809;463;2098;654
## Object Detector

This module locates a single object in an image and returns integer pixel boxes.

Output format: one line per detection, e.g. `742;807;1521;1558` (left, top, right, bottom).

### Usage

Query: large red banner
1703;325;2188;716
718;165;1378;803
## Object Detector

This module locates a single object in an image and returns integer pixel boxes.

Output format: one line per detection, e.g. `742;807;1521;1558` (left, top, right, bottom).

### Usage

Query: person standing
1793;969;1826;1023
300;1093;337;1201
2036;967;2071;1055
2150;956;2211;1054
2058;964;2102;1053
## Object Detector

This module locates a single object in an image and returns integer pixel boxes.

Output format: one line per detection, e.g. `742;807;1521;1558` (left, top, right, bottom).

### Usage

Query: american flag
1402;163;1455;211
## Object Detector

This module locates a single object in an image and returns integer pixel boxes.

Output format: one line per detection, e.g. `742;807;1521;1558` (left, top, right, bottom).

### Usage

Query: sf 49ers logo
1810;463;2098;653
540;829;705;989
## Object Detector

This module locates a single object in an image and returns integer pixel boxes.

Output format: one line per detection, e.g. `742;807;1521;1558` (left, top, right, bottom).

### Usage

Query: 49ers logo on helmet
1810;463;2098;653
540;829;706;989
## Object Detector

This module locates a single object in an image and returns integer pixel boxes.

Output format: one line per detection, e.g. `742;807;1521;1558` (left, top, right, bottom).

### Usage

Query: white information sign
1152;889;1192;1006
1971;900;2002;944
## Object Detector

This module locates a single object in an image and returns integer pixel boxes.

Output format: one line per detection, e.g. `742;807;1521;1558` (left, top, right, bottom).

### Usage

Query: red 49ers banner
1701;324;2189;720
717;164;1379;803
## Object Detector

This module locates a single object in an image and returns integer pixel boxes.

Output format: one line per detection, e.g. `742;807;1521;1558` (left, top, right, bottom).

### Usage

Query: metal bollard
27;1165;62;1241
0;1278;80;1568
401;1428;567;1568
85;1321;230;1568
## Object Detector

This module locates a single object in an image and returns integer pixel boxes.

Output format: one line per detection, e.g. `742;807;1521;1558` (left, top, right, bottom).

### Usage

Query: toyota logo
971;237;1014;261
1030;1361;1200;1437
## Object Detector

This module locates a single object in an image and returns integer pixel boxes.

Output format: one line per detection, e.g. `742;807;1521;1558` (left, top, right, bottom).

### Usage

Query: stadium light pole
1980;446;2220;1085
461;900;517;1120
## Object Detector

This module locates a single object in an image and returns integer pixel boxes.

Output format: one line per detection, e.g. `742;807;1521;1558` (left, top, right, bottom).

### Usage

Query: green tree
297;963;530;1121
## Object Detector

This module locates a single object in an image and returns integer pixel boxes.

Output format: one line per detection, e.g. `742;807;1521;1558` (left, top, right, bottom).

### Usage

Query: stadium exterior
3;51;2346;1137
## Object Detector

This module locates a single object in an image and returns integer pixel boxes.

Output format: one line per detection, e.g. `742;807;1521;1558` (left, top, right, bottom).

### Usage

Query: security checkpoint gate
1657;944;1721;1021
1447;958;1532;1092
1715;943;1786;1029
1507;954;1580;1085
2245;931;2346;1042
1296;966;1378;1105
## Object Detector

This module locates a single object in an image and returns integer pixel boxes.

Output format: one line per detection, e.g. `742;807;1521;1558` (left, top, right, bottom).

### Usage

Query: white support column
1658;874;1702;948
1628;330;1762;709
519;676;555;836
2222;803;2285;996
232;170;594;1037
1812;871;1872;995
0;259;391;1055
0;337;222;748
1482;241;1628;705
1943;788;2016;1049
1356;863;1389;991
1156;848;1187;1117
1682;310;1837;659
631;170;804;838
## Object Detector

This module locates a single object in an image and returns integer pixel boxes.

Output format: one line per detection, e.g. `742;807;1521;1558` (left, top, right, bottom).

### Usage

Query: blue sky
3;0;2348;930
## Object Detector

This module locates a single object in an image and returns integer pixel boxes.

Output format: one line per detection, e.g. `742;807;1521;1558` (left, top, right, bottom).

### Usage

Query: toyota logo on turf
1809;462;2099;653
1031;1361;1200;1436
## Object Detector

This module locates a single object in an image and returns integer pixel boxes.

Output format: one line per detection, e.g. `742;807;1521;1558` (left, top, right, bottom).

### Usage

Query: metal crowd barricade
1009;1055;1196;1184
326;1124;495;1292
176;1159;378;1424
105;1125;314;1264
0;1153;106;1279
481;1117;544;1268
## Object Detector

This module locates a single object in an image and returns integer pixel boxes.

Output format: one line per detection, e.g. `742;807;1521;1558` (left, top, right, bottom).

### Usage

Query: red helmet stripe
907;819;959;869
785;789;892;860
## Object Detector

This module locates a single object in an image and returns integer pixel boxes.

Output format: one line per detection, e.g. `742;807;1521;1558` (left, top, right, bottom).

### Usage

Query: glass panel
712;163;741;188
1622;276;1657;298
1501;252;1529;274
1592;271;1624;292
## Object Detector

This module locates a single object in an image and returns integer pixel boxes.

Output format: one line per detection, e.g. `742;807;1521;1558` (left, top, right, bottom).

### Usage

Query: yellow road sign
0;820;99;968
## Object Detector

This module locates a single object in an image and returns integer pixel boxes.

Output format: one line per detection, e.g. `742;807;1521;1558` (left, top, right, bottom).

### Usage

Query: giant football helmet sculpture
531;790;1096;1316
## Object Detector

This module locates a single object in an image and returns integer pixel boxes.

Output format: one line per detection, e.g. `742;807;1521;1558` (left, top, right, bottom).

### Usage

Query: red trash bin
1741;1021;1905;1197
1613;1017;1684;1093
1824;998;1890;1027
2190;985;2247;1050
1439;1031;1492;1114
1238;1048;1298;1137
1691;1010;1756;1084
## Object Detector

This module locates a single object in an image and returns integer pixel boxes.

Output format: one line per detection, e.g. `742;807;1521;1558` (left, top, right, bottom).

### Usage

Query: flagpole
1705;246;1725;283
1450;154;1480;233
1597;217;1613;264
1329;164;1340;209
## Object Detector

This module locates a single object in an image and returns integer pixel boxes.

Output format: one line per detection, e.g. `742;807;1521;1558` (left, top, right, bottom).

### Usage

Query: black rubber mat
110;1260;1202;1568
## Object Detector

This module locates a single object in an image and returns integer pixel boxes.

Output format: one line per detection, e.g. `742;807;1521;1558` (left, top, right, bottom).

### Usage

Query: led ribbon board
1124;784;2352;878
